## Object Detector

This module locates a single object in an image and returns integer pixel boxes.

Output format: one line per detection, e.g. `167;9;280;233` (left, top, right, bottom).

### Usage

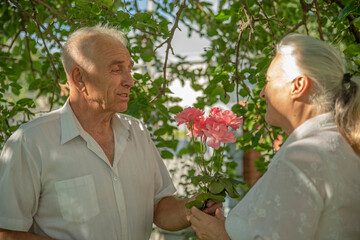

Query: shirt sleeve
145;131;176;204
0;129;41;231
225;146;324;240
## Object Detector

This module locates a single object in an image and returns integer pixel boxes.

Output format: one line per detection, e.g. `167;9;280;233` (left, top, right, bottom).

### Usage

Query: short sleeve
226;154;324;240
147;133;176;204
0;130;41;231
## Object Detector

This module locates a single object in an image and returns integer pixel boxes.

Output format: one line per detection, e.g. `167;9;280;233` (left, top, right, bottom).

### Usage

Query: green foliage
1;0;359;209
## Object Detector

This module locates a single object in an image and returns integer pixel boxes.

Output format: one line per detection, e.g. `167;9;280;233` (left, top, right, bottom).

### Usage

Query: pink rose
174;107;204;126
203;123;236;150
187;115;207;138
210;107;220;115
212;110;243;130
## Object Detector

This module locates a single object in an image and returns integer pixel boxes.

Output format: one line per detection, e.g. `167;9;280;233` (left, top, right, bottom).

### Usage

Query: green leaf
256;58;272;72
16;98;34;107
117;10;130;22
214;12;230;21
134;12;152;22
191;175;213;186
338;1;356;20
133;73;143;80
178;148;189;157
161;150;174;159
239;88;248;97
209;181;225;194
225;83;235;92
102;0;114;9
209;86;224;96
185;199;204;209
169;106;183;114
154;127;168;136
220;178;240;198
195;192;225;203
351;16;360;24
220;93;230;104
192;84;203;91
343;44;360;57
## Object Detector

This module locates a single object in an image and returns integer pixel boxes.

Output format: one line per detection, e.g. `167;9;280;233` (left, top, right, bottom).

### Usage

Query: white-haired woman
188;33;360;240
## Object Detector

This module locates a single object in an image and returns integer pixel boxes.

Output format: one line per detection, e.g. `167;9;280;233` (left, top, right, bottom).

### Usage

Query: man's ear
70;66;86;93
290;75;310;99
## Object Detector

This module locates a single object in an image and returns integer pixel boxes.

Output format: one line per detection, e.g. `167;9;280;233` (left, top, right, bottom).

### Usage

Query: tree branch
240;0;255;35
285;0;312;35
8;0;63;48
154;0;205;36
314;0;324;40
234;0;255;103
234;0;276;151
134;0;140;12
29;0;60;111
254;0;276;48
19;10;37;80
134;25;164;37
100;5;164;37
235;30;246;104
327;0;360;43
195;0;205;12
33;0;75;23
150;0;186;103
4;30;21;51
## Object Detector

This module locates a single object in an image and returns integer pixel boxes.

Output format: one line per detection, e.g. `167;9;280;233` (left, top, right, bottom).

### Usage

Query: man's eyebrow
109;60;124;67
109;60;134;68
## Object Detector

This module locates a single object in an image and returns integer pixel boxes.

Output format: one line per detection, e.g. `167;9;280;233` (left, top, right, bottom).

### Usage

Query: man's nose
122;72;134;88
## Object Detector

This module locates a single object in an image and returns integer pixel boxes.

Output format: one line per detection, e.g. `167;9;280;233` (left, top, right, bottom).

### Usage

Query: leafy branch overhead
1;0;359;191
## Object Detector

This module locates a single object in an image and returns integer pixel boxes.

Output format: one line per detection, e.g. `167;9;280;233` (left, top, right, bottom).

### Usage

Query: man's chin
115;104;128;113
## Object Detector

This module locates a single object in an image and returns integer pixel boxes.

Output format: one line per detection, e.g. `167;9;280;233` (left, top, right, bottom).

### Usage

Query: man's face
260;54;293;130
82;36;134;113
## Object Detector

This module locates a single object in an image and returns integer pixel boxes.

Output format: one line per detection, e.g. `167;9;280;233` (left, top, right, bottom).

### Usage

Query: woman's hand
187;207;231;240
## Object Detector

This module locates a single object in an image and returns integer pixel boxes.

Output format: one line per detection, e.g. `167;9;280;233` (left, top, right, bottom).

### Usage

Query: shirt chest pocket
55;175;99;223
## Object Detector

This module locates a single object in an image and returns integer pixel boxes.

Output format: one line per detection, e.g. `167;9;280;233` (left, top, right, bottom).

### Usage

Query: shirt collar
283;112;335;148
60;99;81;145
59;99;131;145
113;113;130;145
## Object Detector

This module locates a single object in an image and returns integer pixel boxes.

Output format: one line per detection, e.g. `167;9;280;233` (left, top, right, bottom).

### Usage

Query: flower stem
189;123;199;167
200;136;208;175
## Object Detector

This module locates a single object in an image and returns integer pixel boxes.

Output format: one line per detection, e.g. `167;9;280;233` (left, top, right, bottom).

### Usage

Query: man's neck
69;98;116;165
69;98;114;133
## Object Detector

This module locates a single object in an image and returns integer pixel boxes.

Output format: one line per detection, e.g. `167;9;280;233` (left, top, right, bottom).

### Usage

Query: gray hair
277;33;360;152
61;24;128;75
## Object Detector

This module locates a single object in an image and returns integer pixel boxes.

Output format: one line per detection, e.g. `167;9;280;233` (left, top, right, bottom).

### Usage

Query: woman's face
260;54;294;131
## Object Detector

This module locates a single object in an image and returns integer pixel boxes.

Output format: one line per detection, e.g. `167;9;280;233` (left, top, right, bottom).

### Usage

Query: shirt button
113;176;119;181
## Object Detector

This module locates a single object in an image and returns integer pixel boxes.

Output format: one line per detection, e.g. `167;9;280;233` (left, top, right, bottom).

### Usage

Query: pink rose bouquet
175;107;244;209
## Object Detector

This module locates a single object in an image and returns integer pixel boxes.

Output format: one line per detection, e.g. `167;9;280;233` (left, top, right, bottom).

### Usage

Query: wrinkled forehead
92;35;127;52
72;34;129;68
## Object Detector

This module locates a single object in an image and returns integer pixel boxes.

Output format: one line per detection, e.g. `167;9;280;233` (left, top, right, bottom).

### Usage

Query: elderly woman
188;33;360;239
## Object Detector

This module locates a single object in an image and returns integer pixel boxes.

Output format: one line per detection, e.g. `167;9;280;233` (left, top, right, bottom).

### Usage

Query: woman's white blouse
226;113;360;240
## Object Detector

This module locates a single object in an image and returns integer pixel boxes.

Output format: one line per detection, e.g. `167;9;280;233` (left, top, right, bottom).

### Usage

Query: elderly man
0;25;217;240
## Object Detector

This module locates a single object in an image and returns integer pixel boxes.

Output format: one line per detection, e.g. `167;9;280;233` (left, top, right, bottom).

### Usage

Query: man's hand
152;194;223;232
0;228;55;240
203;200;223;216
185;193;223;215
187;207;231;240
